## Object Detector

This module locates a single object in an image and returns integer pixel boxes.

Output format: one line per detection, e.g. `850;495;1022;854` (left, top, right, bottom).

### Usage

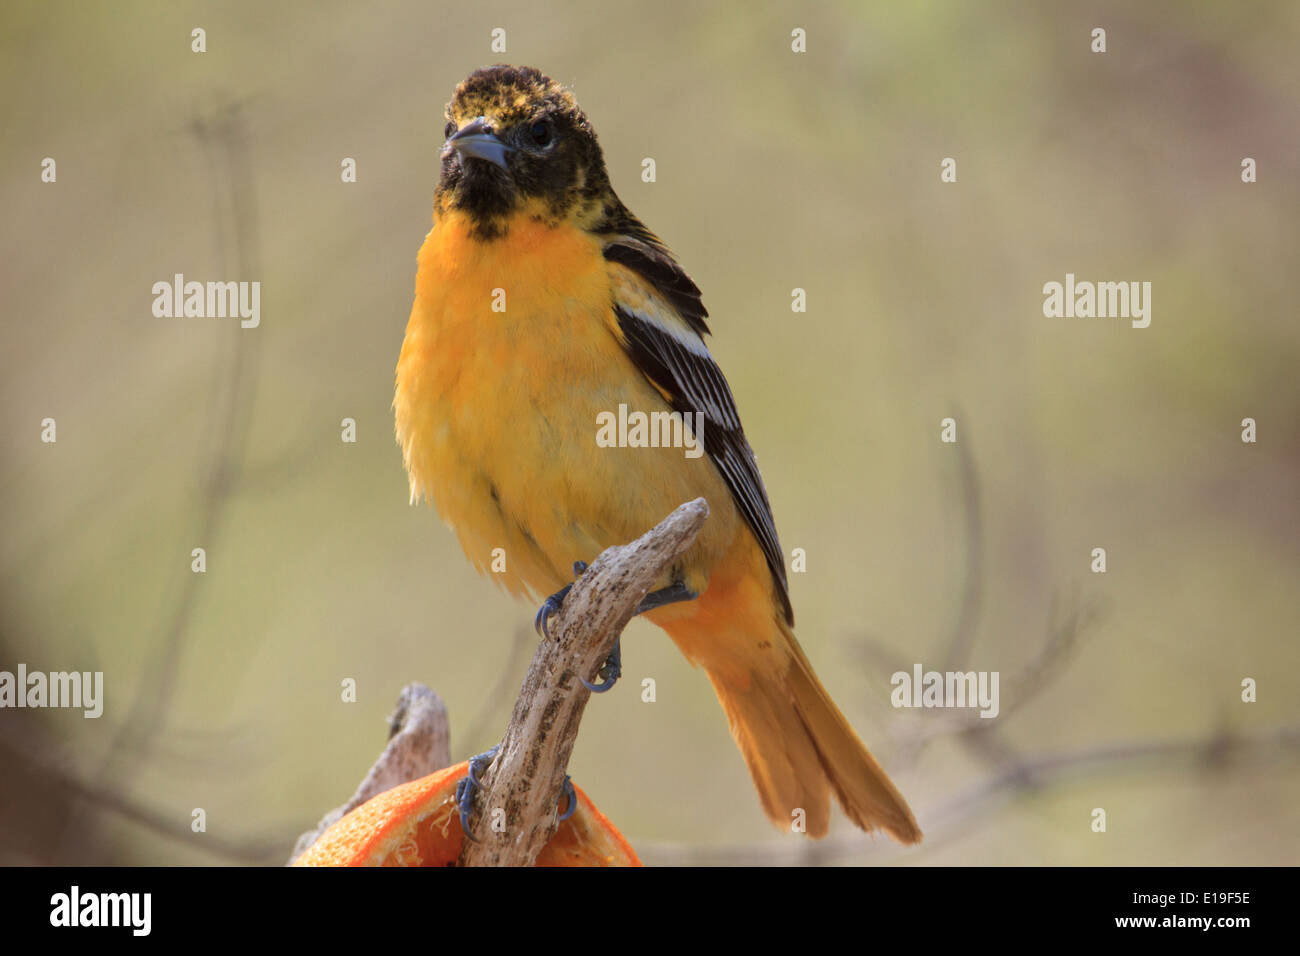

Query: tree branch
458;497;709;866
288;683;450;863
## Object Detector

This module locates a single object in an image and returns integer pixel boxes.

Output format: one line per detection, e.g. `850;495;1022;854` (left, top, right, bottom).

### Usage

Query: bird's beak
445;116;513;170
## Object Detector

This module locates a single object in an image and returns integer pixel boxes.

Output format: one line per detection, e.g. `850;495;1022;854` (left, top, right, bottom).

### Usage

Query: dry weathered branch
288;683;450;863
285;498;706;867
458;497;710;866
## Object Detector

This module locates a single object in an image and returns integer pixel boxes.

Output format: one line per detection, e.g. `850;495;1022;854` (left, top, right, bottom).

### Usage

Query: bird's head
435;65;612;239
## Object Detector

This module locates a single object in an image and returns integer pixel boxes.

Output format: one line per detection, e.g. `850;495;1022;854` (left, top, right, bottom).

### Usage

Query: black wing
605;237;794;625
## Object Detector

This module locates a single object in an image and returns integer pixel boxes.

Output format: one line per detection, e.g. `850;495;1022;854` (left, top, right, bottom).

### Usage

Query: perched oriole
394;65;921;842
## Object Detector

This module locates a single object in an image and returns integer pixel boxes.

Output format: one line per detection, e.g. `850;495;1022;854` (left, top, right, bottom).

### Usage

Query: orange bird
394;66;921;842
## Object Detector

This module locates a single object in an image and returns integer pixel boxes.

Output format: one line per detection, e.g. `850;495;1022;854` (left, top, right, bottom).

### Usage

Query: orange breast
393;209;739;604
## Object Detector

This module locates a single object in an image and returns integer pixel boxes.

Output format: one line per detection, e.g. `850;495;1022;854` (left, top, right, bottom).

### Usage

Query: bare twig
940;405;983;670
456;626;533;758
458;498;710;866
887;594;1103;767
288;683;451;863
633;722;1300;866
58;102;265;859
0;716;294;863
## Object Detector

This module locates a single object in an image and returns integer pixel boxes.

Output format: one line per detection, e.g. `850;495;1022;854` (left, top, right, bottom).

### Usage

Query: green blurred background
2;0;1297;865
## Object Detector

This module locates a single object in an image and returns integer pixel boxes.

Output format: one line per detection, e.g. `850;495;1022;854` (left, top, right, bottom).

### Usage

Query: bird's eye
528;120;552;147
444;121;457;139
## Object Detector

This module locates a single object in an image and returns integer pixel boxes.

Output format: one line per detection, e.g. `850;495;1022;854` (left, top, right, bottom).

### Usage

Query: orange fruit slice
293;760;641;867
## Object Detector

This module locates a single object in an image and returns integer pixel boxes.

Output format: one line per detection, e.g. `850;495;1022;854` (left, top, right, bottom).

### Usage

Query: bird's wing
603;235;793;625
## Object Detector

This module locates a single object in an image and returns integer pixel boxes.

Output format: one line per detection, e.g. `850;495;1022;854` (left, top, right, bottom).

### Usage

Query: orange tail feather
659;591;921;842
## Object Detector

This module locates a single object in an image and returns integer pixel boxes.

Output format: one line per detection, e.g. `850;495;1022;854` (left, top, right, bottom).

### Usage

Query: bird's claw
456;746;579;837
581;636;622;693
558;775;578;823
533;561;590;639
533;584;572;639
455;745;500;841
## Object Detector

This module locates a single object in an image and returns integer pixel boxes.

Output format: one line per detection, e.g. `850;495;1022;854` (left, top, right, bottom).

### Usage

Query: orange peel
293;760;641;867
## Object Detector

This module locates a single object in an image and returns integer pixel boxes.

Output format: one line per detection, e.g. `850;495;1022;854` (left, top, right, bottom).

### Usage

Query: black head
435;66;612;238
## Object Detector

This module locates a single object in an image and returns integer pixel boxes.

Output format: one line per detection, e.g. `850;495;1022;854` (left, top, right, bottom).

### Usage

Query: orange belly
394;210;742;607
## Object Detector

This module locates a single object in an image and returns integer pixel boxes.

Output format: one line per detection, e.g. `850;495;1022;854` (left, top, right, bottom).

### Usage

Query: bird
394;65;921;842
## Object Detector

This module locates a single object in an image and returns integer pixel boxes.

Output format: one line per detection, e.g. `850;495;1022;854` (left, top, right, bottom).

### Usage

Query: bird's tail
656;584;921;842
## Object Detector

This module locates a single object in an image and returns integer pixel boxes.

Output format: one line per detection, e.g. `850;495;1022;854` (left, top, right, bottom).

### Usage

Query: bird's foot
580;636;622;693
539;567;697;693
455;745;579;838
579;584;697;693
558;774;577;823
635;581;698;615
454;745;499;841
533;560;589;639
